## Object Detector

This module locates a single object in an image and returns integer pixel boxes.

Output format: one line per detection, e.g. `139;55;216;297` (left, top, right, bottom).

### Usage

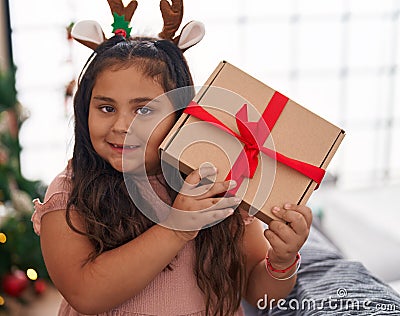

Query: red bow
233;103;270;179
183;92;325;194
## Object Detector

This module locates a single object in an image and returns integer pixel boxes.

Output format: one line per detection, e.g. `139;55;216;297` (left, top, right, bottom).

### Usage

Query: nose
112;113;133;134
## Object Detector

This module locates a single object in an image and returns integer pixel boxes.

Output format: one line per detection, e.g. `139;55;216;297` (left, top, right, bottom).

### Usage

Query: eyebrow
92;95;160;104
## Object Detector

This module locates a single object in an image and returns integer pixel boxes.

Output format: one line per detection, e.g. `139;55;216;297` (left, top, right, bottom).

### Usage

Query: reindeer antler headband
71;0;205;52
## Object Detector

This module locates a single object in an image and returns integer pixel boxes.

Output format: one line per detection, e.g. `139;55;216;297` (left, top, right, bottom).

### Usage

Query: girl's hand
164;165;240;241
264;204;312;268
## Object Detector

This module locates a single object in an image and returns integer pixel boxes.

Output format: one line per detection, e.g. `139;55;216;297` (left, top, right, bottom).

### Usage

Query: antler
159;0;183;43
107;0;138;37
107;0;138;22
72;0;204;52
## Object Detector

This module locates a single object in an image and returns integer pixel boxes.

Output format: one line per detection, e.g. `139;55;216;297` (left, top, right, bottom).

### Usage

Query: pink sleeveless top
32;165;248;316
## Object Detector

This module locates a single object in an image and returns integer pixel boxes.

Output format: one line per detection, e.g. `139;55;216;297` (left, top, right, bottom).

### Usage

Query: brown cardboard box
160;61;345;224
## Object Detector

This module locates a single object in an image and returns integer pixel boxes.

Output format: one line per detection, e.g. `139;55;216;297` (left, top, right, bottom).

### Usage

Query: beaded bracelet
265;253;301;281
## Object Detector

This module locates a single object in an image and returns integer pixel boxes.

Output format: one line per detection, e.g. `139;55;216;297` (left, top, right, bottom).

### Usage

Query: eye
136;107;153;115
100;105;115;113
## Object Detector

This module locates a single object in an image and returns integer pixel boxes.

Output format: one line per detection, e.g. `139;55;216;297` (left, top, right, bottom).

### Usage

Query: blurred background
0;0;399;314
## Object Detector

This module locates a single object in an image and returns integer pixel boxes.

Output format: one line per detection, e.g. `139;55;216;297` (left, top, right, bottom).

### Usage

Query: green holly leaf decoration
111;13;132;38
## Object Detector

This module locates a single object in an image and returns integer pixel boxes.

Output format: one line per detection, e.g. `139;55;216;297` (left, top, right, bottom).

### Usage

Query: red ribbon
183;92;325;194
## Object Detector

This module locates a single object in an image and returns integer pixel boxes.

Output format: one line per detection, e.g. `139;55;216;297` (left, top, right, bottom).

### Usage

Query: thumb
183;165;217;186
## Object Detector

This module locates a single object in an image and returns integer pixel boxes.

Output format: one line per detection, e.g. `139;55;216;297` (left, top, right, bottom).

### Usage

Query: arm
242;204;312;308
40;166;237;314
40;209;188;314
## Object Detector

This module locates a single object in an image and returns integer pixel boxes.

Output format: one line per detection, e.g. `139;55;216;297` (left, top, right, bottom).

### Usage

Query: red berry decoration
34;279;47;295
2;270;29;297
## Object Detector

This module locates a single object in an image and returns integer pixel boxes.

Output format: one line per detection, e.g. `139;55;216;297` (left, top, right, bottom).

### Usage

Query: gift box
160;61;345;224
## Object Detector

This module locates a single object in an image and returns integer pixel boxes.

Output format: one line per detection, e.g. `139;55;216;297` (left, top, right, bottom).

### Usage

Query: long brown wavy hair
67;36;246;316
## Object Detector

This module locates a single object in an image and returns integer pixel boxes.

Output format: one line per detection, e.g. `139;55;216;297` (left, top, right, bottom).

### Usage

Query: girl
32;4;312;316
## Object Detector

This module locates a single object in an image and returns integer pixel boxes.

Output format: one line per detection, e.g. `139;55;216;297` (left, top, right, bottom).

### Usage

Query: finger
264;228;286;252
165;207;234;231
182;166;217;188
268;220;296;245
187;180;235;198
182;183;213;197
271;207;308;235
198;180;237;199
197;196;241;212
283;203;313;229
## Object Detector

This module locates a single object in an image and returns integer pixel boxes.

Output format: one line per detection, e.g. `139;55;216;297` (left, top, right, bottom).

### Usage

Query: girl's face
88;65;176;174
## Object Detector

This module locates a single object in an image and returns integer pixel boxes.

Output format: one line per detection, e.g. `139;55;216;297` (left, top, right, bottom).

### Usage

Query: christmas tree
0;66;49;312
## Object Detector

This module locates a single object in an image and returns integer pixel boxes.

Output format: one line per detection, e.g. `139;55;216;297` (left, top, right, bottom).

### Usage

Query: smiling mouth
108;143;139;151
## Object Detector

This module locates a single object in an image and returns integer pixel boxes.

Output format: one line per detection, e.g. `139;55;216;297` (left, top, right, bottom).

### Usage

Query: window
10;0;400;188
